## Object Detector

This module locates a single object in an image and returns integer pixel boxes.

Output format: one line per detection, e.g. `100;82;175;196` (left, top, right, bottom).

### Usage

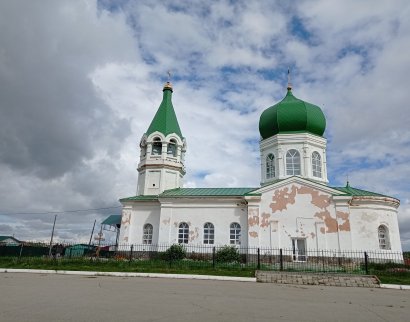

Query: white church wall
157;198;248;246
255;181;339;250
119;201;161;244
349;201;402;253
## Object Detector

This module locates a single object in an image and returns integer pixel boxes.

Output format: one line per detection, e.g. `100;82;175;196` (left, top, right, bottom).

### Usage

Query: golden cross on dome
167;70;171;83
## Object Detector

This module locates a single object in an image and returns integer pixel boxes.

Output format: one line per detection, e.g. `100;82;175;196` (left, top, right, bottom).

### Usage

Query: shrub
215;246;242;263
162;244;187;261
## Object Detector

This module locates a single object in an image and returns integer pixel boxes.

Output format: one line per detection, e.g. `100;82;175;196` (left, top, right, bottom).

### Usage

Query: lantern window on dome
312;152;322;178
266;154;275;179
286;149;301;176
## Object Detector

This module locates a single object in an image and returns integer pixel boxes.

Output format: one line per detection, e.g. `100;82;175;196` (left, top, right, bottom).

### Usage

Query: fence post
364;252;369;275
18;244;24;261
69;248;72;259
257;248;260;270
169;246;172;268
322;250;325;273
129;244;133;266
280;248;283;271
212;247;215;268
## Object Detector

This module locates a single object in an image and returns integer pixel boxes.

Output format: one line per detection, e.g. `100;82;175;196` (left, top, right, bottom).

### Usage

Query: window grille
266;154;275;179
230;223;241;245
143;224;153;244
312;152;322;178
178;222;189;244
203;223;214;244
286;149;301;175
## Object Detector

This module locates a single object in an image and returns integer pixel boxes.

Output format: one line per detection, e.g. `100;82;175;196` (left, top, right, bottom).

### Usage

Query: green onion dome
259;89;326;140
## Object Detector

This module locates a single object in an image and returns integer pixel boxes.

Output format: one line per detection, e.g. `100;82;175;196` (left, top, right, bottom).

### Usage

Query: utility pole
88;219;96;256
48;215;57;257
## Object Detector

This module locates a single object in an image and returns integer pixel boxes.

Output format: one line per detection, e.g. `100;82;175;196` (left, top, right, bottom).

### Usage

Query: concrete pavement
1;272;409;321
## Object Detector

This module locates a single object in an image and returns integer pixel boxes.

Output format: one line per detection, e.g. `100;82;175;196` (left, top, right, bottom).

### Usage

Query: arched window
167;139;177;157
230;223;241;245
286;149;301;176
203;223;214;244
143;224;153;244
178;222;189;244
152;137;162;155
312;152;322;178
266;154;275;179
378;225;390;250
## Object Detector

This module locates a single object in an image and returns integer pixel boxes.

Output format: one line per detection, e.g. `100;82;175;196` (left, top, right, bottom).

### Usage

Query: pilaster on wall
333;195;353;250
270;220;280;248
158;199;173;244
245;196;261;248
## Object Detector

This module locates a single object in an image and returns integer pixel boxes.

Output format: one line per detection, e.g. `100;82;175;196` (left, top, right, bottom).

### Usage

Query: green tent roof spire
145;81;183;140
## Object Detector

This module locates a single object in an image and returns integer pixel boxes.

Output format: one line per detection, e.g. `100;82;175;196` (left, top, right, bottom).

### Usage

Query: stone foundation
256;271;380;288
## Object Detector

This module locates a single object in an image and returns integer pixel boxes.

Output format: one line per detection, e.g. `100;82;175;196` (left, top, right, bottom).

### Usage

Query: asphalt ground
0;273;409;321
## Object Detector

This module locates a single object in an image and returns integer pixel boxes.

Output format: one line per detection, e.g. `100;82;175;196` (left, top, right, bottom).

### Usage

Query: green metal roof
145;87;183;139
331;186;393;198
159;187;258;197
119;195;158;201
0;236;20;242
259;89;326;140
101;215;122;226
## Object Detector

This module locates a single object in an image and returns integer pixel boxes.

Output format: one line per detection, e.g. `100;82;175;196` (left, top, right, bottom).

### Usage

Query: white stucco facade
119;176;401;253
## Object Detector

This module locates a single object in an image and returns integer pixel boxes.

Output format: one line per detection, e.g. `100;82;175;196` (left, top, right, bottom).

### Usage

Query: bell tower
136;76;187;196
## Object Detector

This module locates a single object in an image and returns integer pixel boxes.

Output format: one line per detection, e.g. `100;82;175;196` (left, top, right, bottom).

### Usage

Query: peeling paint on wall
248;208;259;228
260;212;270;228
298;186;330;209
174;222;178;227
320;227;325;234
337;211;351;232
249;231;258;238
310;232;316;239
269;187;297;213
314;209;338;233
187;221;192;226
162;218;170;225
269;185;330;214
189;227;199;242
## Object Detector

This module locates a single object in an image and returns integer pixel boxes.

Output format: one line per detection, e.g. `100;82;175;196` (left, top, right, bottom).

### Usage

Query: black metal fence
0;242;408;276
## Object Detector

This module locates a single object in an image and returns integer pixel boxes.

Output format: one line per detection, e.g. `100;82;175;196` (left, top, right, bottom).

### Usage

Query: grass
0;258;256;277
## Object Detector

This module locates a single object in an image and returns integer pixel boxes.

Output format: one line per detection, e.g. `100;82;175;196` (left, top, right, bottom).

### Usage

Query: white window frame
286;149;301;176
312;152;322;178
178;222;189;244
230;223;241;245
292;238;307;262
378;225;390;250
142;224;153;244
203;223;214;244
266;154;275;179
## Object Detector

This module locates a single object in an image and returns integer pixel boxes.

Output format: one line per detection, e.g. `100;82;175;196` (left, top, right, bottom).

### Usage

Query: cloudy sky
0;0;409;249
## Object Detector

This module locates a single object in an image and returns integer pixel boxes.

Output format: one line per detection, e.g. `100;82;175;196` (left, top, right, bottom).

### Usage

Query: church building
118;78;402;254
